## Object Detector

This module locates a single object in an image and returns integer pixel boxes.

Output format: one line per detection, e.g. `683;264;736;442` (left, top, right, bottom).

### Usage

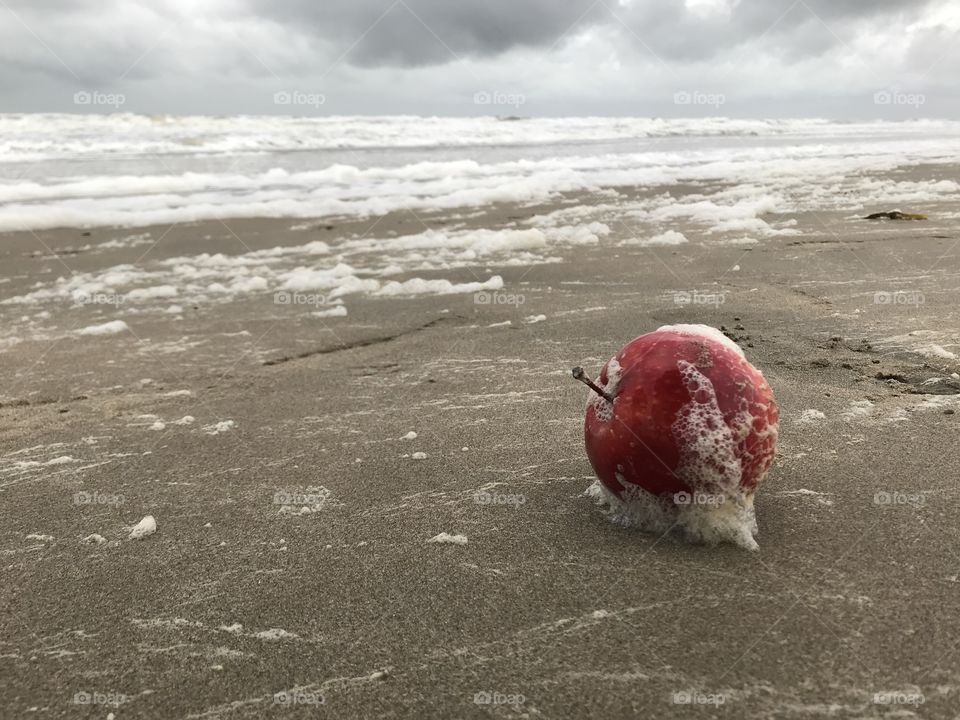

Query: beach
2;119;960;718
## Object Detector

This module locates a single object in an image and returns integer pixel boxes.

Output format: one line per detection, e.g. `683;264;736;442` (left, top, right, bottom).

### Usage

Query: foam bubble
672;360;743;493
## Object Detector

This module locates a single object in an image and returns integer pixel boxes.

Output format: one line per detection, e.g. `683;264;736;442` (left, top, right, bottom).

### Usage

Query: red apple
573;324;779;548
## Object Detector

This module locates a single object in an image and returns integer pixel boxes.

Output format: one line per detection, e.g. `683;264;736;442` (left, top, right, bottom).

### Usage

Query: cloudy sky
1;0;957;118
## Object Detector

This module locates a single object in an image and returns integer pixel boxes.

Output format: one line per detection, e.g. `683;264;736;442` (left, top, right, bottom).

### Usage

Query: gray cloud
0;0;944;78
616;0;938;63
0;0;955;116
248;0;938;68
248;0;606;68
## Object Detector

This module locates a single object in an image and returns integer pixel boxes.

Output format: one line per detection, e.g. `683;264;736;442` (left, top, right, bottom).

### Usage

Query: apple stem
571;366;614;402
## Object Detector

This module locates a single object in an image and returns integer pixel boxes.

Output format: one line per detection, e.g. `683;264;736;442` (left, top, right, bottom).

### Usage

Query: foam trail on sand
584;480;759;551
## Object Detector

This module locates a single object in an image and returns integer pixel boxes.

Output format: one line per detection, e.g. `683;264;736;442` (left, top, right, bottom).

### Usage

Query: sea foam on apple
574;324;779;550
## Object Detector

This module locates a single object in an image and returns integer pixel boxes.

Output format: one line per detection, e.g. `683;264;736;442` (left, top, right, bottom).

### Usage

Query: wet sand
2;178;960;718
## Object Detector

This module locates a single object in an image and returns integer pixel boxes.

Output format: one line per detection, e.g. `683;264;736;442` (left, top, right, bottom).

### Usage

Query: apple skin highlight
578;324;779;550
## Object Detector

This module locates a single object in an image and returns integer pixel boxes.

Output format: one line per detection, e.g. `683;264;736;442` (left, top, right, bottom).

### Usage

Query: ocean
2;114;960;232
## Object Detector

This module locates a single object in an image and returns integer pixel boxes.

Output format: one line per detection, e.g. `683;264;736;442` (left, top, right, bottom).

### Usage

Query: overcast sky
1;0;957;118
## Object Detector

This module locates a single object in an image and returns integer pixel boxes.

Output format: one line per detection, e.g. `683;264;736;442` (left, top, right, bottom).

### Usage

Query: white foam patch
253;628;299;641
796;409;827;424
76;320;129;336
125;285;178;301
542;223;609;245
312;305;348;318
715;236;760;246
276;486;331;515
919;344;958;360
128;515;157;540
626;229;688;246
5;454;78;473
279;264;372;293
1;232;522;316
649;194;798;237
875;331;960;364
584;481;759;551
203;420;235;435
427;532;468;545
842;400;875;420
918;395;960;411
885;408;911;423
374;276;503;297
776;488;834;505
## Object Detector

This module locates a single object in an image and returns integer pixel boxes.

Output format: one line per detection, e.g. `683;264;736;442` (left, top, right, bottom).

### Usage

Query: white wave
5;114;960;162
2;116;960;232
